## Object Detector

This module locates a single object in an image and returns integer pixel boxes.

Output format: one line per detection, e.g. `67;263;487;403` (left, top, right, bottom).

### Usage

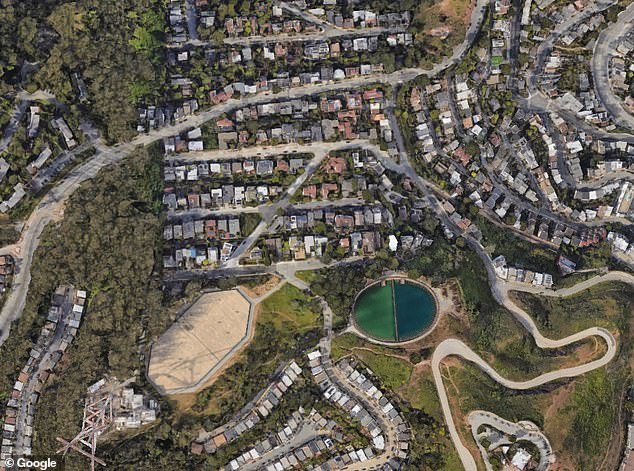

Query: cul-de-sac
1;0;634;470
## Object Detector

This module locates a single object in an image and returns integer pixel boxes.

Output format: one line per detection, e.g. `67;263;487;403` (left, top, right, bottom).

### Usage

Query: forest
0;0;167;143
0;143;168;468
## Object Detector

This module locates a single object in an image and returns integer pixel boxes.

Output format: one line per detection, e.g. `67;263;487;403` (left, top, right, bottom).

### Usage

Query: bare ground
240;274;281;299
148;290;251;395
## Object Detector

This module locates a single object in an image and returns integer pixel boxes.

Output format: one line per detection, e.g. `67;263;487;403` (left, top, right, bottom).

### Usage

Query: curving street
592;1;634;131
468;410;554;471
2;0;633;466
502;270;634;298
0;78;416;345
431;271;632;470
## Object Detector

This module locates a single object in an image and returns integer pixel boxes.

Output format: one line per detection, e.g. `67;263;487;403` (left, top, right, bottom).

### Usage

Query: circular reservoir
352;279;437;342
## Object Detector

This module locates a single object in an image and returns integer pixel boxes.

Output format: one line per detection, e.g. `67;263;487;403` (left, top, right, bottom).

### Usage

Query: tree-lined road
0;77;410;344
2;0;632;467
220;140;375;267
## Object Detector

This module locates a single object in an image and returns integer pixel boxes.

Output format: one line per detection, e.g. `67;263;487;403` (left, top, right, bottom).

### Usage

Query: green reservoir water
353;280;436;342
353;283;395;341
394;281;436;341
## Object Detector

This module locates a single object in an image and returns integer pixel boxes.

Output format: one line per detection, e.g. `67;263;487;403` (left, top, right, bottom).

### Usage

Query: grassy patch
331;333;405;360
192;283;322;416
566;369;617;468
415;0;471;42
259;283;322;334
511;280;634;468
512;282;633;338
331;333;411;389
554;271;597;289
239;212;262;237
331;333;366;361
354;349;412;390
295;269;317;284
450;363;546;426
400;366;444;421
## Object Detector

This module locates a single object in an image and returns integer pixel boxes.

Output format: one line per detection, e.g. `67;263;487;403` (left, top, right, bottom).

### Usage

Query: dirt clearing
148;290;251;395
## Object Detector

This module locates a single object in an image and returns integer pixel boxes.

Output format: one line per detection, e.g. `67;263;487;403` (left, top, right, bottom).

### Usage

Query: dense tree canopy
35;1;167;142
0;0;167;143
0;144;167;467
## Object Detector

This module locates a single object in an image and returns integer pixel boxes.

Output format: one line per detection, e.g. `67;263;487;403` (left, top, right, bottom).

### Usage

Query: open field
508;282;634;469
447;359;621;471
400;364;444;421
436;280;634;470
259;283;322;333
333;255;625;469
148;290;251;395
331;332;416;389
190;283;322;417
416;0;473;40
295;269;318;285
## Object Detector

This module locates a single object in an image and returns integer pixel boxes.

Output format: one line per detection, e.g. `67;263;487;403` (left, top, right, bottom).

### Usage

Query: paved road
527;0;615;96
167;197;365;222
222;26;399;46
521;0;634;147
326;359;399;469
170;0;490;78
278;1;335;30
503;270;634;298
30;139;98;192
0;0;503;404
13;295;78;455
214;139;388;267
274;259;397;467
542;112;577;188
385;87;408;163
576;170;634;189
221;141;350;267
167;140;375;163
239;424;324;471
0;76;417;345
382;102;627;468
592;1;634;131
525;91;634;143
431;270;630;471
468;410;554;471
613;251;634;270
171;25;402;48
422;0;490;77
0;145;134;345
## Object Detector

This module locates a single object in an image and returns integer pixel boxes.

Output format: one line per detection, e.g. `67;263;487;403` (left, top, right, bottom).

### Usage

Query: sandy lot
148;290;251;395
